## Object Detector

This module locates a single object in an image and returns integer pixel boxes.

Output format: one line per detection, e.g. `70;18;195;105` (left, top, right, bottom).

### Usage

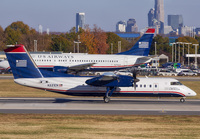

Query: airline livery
1;28;155;72
4;44;196;103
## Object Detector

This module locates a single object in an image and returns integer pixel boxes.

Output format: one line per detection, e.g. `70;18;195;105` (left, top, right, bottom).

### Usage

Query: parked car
115;70;132;76
177;70;197;76
157;69;178;76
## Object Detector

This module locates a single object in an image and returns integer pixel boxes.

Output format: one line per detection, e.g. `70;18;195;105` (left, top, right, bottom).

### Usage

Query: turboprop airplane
4;45;196;103
1;28;155;73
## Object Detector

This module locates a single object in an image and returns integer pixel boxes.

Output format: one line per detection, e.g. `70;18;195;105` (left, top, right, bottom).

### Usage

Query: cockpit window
171;82;182;85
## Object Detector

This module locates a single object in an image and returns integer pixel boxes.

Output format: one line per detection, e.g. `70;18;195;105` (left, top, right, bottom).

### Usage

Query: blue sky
0;0;199;32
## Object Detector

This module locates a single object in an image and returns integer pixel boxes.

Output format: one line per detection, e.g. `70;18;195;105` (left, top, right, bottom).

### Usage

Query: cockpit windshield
170;82;182;85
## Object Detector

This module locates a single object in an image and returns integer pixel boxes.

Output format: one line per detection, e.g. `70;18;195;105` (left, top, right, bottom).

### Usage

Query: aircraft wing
135;56;152;65
54;63;95;73
68;63;95;71
86;73;134;87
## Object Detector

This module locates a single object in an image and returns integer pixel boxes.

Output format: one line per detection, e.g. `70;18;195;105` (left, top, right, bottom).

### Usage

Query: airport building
76;13;85;33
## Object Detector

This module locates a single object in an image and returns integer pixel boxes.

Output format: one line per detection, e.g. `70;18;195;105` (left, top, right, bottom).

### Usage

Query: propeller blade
134;81;136;90
131;68;140;90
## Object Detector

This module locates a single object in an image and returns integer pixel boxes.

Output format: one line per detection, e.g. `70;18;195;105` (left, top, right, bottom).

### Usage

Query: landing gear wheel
180;98;185;103
104;96;110;103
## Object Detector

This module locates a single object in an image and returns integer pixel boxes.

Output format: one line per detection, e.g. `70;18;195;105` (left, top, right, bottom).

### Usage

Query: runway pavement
0;97;200;115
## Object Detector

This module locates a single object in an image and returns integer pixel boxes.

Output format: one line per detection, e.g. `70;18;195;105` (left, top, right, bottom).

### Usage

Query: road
0;97;200;115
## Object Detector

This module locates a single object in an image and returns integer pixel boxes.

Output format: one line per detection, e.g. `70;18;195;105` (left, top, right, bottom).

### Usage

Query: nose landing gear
180;98;185;103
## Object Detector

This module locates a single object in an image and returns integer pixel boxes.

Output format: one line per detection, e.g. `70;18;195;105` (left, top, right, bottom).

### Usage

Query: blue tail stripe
6;53;43;79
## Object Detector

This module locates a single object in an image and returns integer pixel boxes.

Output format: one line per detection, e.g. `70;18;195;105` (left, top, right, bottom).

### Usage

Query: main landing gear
180;97;185;103
103;87;115;103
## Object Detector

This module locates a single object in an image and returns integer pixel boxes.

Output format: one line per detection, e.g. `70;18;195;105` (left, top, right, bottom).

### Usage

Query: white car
115;71;132;76
157;69;178;76
178;70;197;76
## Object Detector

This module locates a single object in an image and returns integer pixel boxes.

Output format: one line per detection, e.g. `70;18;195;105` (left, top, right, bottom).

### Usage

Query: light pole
176;42;182;63
193;44;199;69
170;43;176;62
185;43;192;66
118;41;121;53
73;42;75;53
74;41;81;53
182;42;185;65
34;40;37;52
175;43;177;62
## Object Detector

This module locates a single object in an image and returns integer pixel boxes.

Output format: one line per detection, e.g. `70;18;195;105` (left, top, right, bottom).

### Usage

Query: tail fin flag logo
139;42;149;48
16;60;27;67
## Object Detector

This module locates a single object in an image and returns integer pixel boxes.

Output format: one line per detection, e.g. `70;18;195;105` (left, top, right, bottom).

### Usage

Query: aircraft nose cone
188;90;197;97
191;91;197;96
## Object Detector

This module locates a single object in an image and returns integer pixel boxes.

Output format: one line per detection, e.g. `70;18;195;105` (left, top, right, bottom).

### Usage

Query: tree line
0;21;199;59
0;21;131;54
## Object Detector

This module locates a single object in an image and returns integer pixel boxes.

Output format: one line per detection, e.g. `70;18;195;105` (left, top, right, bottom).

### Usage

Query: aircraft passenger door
153;83;159;94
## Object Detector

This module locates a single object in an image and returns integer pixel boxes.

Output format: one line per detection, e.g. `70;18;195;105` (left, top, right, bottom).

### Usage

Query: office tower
164;26;173;34
76;13;85;33
168;15;183;31
195;28;200;35
154;0;164;23
47;28;50;35
148;8;155;27
39;25;43;34
180;26;195;37
126;18;138;32
116;21;126;32
154;0;164;34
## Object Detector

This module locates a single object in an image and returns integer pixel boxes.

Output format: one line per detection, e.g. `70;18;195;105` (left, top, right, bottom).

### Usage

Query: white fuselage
14;77;196;98
0;53;150;70
31;53;147;69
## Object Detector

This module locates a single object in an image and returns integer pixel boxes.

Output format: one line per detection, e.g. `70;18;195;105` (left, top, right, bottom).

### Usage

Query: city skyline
0;0;200;32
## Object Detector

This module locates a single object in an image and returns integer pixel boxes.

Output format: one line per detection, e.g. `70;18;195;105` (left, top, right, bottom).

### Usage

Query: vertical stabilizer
4;44;43;79
117;28;155;56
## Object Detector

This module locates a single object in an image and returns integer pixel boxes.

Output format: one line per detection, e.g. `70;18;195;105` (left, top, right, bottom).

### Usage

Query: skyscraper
154;0;164;34
116;21;126;32
76;13;85;33
126;18;138;32
148;8;155;27
168;15;183;31
154;0;164;24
